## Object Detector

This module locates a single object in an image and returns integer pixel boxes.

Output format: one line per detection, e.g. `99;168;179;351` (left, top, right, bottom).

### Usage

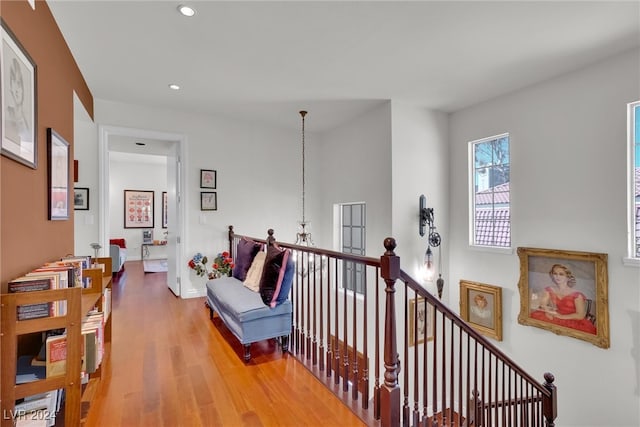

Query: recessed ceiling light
177;5;195;17
168;83;180;90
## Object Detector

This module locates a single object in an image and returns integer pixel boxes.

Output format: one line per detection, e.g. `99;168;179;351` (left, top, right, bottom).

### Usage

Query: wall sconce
419;195;445;298
424;246;435;282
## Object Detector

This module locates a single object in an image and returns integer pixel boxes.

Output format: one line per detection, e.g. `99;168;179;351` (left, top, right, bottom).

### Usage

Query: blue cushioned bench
206;276;292;362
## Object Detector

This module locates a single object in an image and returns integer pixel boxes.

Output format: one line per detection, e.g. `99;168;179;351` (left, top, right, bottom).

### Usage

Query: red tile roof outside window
474;207;511;247
474;182;510;247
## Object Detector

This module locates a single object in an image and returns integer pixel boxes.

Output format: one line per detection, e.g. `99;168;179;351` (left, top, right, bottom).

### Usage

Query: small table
141;241;167;259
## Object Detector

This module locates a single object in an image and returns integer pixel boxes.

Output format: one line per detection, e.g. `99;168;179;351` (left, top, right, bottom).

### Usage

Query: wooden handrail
227;226;558;426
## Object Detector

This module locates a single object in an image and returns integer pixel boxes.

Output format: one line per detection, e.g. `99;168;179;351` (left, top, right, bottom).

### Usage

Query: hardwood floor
85;261;366;426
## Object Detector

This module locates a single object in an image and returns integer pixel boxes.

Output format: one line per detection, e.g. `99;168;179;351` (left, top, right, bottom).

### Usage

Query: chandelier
295;110;314;246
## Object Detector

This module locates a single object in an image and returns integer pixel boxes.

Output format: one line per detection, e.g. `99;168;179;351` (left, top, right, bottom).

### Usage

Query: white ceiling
48;1;640;133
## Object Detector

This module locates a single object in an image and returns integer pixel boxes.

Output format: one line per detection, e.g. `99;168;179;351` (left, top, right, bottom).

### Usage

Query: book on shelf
24;270;68;316
45;335;67;378
39;261;79;288
82;329;97;374
103;287;112;320
61;255;92;288
14;390;59;427
7;277;54;320
82;310;104;366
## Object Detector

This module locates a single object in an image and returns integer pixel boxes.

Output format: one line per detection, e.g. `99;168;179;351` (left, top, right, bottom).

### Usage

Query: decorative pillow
275;255;295;305
259;246;290;308
232;238;262;281
243;251;266;292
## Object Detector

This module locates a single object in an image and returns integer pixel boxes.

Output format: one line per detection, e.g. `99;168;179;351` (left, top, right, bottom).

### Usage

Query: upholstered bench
205;233;294;362
206;277;292;361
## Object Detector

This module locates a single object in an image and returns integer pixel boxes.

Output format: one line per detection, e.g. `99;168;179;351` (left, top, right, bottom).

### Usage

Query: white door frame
98;125;187;296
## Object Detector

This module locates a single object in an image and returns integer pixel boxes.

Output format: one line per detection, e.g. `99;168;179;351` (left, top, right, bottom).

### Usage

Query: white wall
95;100;302;297
108;153;167;260
73;94;100;256
449;48;640;426
390;103;449;295
313;101;393;256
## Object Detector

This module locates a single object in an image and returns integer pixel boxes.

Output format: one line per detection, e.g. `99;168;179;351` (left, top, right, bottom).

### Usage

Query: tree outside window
471;134;510;248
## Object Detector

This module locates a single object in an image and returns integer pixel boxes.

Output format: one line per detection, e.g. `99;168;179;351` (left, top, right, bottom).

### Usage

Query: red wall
0;0;94;287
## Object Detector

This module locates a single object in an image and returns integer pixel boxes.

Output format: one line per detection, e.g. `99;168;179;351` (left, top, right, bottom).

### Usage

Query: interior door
166;144;181;296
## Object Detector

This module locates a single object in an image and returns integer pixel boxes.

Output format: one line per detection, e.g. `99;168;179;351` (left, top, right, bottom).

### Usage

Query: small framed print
200;169;216;189
460;280;503;341
124;190;154;228
201;192;217;211
409;296;434;346
1;20;37;169
74;187;89;210
48;129;70;220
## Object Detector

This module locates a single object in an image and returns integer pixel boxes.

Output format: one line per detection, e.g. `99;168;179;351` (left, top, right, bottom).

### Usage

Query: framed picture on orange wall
1;21;37;169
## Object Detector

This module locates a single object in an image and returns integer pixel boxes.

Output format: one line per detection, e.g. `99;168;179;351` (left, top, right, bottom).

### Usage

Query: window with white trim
341;203;366;294
470;134;511;248
629;101;640;258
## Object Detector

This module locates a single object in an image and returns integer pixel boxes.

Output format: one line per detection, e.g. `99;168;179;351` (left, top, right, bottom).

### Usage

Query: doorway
98;125;186;296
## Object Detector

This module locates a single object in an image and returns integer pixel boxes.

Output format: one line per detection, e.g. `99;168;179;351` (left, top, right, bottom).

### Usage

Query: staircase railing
228;226;557;426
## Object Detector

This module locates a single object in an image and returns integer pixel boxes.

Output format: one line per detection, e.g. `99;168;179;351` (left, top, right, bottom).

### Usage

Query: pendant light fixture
295;110;314;246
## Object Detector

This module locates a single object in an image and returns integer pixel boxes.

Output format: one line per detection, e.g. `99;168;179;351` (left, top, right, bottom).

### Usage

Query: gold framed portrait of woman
460;280;502;341
517;247;609;349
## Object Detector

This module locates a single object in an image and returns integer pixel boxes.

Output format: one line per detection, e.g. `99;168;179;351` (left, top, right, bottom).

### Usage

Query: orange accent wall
1;0;94;286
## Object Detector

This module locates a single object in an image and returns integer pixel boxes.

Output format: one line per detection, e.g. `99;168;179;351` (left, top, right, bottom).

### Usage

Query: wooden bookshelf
0;256;113;427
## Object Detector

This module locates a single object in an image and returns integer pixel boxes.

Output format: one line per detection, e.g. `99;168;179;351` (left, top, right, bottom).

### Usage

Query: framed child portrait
516;247;609;349
408;296;434;346
460;280;502;341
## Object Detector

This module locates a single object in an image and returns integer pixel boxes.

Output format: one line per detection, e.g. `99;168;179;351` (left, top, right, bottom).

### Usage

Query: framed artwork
162;191;168;228
73;187;89;210
201;192;217;211
142;229;153;244
517;247;609;349
1;20;37;169
124;190;154;228
460;280;503;341
408;296;434;346
47;129;69;220
200;169;216;189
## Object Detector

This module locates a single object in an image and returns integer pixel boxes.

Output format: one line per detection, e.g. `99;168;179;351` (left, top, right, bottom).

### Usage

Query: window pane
494;137;510;165
471;134;510;248
343;205;351;224
343;226;351;246
352;204;362;226
353;228;362;248
475;142;493;168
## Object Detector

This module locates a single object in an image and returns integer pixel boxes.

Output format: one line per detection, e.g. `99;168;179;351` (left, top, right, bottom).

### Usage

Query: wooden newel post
228;225;235;254
380;237;401;427
542;372;557;427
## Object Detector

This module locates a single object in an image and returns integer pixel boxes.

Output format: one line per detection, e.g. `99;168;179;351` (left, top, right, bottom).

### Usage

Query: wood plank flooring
85;261;366;427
